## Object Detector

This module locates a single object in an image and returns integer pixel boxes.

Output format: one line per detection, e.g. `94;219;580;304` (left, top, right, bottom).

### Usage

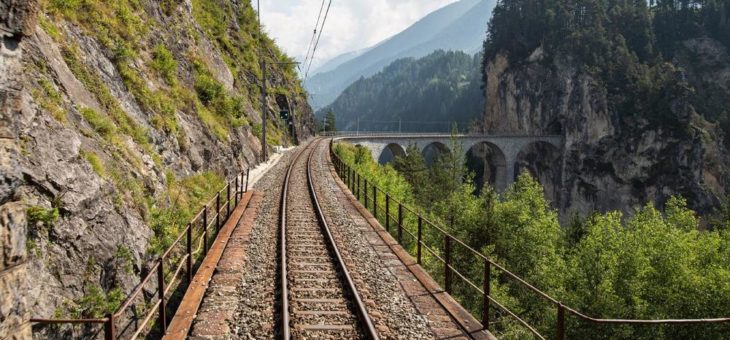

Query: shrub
73;285;124;318
27;206;60;228
151;44;178;85
194;73;224;105
80;149;106;177
79;107;116;139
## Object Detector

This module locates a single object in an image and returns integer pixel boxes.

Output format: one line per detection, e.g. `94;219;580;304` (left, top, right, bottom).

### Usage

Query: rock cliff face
1;0;37;338
1;0;314;335
483;46;729;219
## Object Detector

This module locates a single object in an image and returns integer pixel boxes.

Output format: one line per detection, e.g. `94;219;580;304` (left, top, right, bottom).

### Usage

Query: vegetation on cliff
484;0;729;139
25;0;313;321
335;141;730;339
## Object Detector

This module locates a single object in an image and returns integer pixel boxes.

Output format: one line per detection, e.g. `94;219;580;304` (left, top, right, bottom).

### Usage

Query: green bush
27;206;60;228
79;107;116;139
80;149;106;177
73;285;124;318
194;73;224;105
151;44;178;85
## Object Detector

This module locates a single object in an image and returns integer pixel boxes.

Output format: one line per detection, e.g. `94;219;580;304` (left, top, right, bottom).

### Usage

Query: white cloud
258;0;459;69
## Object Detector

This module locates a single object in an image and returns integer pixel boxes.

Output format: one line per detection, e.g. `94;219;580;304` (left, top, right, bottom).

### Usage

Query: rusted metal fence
330;143;730;339
30;168;250;339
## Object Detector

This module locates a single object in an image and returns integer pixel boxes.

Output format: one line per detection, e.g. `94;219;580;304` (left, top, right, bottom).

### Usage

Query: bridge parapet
330;133;564;191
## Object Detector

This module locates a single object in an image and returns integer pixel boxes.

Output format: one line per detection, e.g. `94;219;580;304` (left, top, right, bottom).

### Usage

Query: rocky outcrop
1;0;38;339
1;1;315;337
483;47;729;219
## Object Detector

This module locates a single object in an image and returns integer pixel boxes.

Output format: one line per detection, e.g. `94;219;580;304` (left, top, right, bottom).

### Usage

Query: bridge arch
422;142;450;166
378;143;407;165
466;142;507;193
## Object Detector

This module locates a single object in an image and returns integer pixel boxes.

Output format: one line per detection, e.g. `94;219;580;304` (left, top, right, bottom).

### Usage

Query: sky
258;0;459;71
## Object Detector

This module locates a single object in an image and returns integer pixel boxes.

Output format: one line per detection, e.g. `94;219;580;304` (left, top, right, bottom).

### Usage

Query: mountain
305;0;496;109
481;0;730;218
321;50;483;132
1;0;314;334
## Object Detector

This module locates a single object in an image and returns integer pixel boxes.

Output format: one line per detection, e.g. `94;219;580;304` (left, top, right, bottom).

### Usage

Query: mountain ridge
305;0;495;110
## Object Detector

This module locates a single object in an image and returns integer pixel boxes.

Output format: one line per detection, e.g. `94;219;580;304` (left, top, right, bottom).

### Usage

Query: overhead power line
303;0;327;69
305;0;332;79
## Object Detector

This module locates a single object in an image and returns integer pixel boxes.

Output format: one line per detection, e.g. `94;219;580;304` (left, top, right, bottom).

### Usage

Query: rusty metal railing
330;141;730;339
30;168;250;339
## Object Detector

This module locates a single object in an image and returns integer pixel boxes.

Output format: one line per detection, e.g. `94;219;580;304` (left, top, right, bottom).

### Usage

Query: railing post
235;175;239;206
385;195;390;232
216;193;221;231
364;179;368;209
397;203;403;244
357;173;361;201
373;186;377;218
246;168;250;192
186;223;192;282
104;313;115;340
417;216;423;264
157;259;167;334
445;236;452;293
226;184;231;218
557;303;565;340
483;261;490;330
203;207;208;256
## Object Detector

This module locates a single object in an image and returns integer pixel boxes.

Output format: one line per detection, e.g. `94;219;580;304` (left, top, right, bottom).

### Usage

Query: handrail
330;140;730;339
321;131;563;139
31;168;251;339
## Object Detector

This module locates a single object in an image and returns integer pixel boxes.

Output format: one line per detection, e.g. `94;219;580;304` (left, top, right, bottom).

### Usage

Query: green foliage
115;245;134;274
73;285;124;318
321;50;483;132
322;110;337;132
193;64;248;134
151;44;178;85
147;171;225;255
27;206;60;228
484;0;730;137
80;149;106;177
79;107;116;139
34;78;67;124
335;141;730;339
63;45;150;147
195;73;225;105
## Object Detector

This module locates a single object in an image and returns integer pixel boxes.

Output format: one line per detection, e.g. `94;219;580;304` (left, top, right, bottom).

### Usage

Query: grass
115;245;134;274
147;171;225;255
151;44;178;85
34;78;68;124
80;149;106;177
27;206;60;228
79;107;116;140
70;284;124;318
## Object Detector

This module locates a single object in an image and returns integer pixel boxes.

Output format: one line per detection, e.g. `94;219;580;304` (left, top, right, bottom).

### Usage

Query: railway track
278;139;379;340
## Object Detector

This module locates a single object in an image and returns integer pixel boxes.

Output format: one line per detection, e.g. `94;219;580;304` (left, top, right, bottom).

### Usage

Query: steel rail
306;139;380;340
278;142;312;340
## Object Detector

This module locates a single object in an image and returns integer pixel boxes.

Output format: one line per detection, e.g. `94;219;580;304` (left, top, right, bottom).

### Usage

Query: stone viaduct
333;133;564;191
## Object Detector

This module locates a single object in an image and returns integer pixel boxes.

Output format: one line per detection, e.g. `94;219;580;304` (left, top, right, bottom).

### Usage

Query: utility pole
356;117;360;136
261;59;267;161
257;0;297;162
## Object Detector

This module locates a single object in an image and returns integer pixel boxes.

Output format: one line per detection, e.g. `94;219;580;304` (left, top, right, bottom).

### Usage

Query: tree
323;110;336;132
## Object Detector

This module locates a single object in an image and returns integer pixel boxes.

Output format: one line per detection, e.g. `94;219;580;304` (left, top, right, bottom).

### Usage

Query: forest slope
320;50;483;132
483;0;730;217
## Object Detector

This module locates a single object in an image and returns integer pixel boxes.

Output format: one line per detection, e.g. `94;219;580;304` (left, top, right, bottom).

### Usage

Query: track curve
279;139;379;340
